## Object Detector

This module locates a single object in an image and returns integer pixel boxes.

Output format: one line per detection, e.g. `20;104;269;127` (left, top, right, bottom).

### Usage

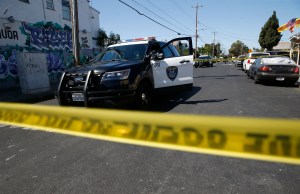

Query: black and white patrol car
56;37;193;109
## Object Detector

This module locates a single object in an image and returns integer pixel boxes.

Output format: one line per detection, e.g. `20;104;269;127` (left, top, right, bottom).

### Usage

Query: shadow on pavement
259;81;300;88
194;74;244;79
147;86;227;112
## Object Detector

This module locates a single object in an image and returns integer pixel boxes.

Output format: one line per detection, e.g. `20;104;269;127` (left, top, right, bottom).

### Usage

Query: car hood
66;60;143;74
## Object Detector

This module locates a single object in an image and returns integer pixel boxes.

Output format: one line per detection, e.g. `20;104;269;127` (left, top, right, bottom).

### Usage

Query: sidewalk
0;84;57;103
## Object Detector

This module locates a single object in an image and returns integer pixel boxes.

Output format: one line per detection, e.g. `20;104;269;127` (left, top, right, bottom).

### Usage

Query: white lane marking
5;155;16;161
8;145;16;148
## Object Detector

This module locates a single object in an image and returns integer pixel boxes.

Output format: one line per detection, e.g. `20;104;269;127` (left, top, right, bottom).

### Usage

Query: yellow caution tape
0;102;300;165
194;55;290;63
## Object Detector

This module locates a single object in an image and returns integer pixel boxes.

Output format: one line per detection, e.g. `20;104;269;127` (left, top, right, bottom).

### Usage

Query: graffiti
0;49;18;80
0;21;95;88
81;37;89;48
46;52;65;73
0;29;18;40
0;49;69;81
21;22;72;51
0;55;9;79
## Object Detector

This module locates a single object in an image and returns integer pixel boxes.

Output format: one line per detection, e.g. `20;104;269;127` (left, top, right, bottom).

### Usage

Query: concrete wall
17;52;50;94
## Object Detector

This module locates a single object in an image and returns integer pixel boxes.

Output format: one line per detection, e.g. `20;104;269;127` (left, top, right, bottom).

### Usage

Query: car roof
247;52;270;58
108;41;150;47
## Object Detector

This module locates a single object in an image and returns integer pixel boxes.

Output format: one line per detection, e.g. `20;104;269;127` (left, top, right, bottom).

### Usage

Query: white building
0;0;100;53
0;0;100;89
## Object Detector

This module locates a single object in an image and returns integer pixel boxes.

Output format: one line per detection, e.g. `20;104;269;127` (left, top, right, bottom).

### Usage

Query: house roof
273;42;291;50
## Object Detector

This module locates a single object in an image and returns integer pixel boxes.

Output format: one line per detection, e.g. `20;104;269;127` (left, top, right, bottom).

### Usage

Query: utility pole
212;31;217;58
217;41;220;57
192;3;202;59
70;0;80;66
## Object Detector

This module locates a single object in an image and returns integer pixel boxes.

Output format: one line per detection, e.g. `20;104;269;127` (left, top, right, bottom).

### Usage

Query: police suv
57;37;194;109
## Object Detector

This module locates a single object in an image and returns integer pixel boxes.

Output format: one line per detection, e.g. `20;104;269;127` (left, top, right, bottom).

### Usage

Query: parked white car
243;52;270;72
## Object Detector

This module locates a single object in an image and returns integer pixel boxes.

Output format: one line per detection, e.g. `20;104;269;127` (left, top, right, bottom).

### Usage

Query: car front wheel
134;82;152;109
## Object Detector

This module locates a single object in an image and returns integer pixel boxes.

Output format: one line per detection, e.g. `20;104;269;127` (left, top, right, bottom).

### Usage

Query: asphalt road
1;62;300;194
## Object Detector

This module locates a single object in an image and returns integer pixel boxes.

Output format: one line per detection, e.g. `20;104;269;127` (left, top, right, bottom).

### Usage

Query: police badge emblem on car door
166;66;178;81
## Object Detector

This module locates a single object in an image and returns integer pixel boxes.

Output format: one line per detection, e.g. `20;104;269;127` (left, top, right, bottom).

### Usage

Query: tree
96;28;108;48
259;11;282;51
229;40;249;57
213;43;222;57
198;44;211;56
198;43;222;57
96;28;120;48
107;32;120;46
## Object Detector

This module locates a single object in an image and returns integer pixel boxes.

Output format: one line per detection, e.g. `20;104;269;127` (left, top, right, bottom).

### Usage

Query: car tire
254;74;260;84
134;81;152;109
194;62;199;68
247;71;251;79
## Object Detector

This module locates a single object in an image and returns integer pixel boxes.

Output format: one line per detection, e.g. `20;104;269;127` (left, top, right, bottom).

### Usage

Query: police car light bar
121;36;156;43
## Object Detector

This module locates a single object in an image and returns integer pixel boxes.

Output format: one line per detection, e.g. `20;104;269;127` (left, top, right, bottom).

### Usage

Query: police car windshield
90;43;148;63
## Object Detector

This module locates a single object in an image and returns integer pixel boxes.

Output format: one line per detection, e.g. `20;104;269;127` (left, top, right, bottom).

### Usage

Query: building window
46;0;54;10
62;0;71;20
19;0;29;3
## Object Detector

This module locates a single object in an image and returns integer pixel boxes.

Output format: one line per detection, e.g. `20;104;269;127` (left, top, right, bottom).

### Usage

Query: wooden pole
70;0;80;66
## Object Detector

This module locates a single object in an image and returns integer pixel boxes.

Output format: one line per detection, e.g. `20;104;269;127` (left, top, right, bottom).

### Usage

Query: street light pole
70;0;80;66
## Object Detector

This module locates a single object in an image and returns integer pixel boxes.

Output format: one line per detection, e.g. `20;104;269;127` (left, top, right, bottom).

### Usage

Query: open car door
151;37;193;89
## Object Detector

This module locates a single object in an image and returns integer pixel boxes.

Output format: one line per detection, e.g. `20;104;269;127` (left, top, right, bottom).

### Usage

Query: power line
199;37;207;44
131;0;191;35
144;0;194;33
172;0;194;20
199;21;258;43
118;0;183;35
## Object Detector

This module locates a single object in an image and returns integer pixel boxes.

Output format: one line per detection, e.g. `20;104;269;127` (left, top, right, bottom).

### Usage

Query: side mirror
155;53;164;60
151;52;164;60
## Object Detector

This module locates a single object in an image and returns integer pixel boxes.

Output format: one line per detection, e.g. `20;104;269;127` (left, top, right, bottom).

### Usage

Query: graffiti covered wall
0;49;18;80
0;21;74;89
0;20;96;90
21;22;72;51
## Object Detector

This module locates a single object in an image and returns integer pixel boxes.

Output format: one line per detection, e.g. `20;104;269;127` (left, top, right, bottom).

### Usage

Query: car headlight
102;69;131;80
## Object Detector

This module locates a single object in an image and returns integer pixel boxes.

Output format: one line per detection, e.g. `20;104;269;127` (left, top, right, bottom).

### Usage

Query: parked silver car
248;56;299;85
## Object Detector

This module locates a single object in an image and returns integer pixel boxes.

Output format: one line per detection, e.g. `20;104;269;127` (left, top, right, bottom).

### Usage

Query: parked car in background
194;55;213;68
248;56;299;85
235;55;246;67
243;52;270;72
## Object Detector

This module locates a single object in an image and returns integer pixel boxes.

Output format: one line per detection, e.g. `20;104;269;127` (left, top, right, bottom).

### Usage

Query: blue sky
91;0;299;53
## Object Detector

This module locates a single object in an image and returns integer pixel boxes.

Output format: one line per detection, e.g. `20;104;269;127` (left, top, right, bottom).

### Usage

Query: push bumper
57;71;136;107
